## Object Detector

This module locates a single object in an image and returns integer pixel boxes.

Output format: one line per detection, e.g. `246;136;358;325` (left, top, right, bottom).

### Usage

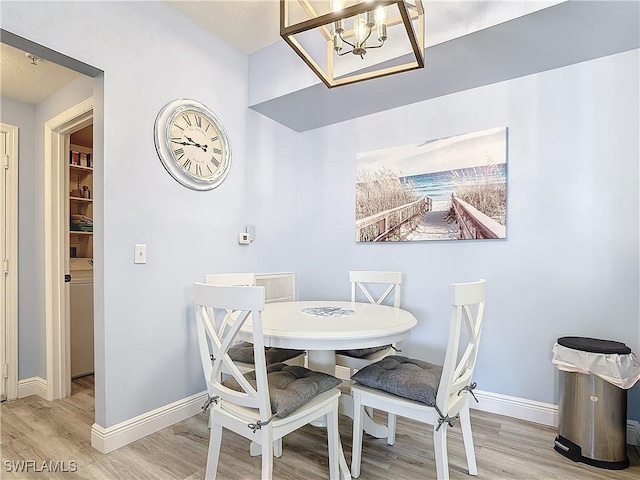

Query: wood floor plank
2;378;639;479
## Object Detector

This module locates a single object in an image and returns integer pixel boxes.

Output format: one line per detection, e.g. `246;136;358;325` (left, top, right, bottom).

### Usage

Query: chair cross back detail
350;271;402;307
194;283;270;414
438;280;486;419
204;273;256;346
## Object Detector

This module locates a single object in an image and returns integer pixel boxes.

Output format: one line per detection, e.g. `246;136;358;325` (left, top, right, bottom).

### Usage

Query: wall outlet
238;233;250;245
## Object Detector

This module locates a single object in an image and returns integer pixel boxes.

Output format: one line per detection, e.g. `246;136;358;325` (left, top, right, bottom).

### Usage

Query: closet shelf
70;196;93;203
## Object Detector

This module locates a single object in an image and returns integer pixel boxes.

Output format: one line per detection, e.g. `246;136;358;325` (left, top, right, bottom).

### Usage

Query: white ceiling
167;0;281;55
0;42;84;105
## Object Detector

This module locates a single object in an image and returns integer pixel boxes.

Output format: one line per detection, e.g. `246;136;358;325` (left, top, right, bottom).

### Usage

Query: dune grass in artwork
448;158;506;226
356;127;508;242
356;169;421;242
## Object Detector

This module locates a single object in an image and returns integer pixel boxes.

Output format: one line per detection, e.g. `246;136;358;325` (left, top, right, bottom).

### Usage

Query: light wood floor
2;376;639;479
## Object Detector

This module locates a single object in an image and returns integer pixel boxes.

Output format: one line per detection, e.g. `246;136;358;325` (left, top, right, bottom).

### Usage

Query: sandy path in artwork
402;201;459;241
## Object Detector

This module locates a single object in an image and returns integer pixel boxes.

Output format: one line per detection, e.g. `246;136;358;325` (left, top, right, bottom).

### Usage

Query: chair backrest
436;279;486;417
350;271;402;308
205;273;255;286
193;282;271;419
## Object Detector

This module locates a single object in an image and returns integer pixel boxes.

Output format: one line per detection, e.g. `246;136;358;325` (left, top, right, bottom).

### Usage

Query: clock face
154;99;231;190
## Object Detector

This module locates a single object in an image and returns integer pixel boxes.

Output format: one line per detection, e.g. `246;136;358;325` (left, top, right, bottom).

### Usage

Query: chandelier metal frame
280;0;424;88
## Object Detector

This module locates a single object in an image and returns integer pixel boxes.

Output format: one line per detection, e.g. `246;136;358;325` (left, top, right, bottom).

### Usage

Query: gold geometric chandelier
280;0;424;88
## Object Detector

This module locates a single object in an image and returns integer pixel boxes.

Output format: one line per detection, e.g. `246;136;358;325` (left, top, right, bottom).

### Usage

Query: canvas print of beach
355;127;507;242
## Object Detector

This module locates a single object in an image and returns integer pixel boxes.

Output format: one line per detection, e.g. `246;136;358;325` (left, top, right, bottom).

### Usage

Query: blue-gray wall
2;1;638;426
295;50;640;421
1;96;40;379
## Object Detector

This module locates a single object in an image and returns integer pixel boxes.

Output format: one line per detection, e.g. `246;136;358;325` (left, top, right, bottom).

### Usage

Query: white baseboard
628;420;640;446
91;391;208;454
471;389;640;446
87;385;640;454
471;389;558;427
17;377;47;399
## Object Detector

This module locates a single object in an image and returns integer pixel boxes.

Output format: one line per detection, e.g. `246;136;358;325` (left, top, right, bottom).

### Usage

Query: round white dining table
244;300;418;364
241;301;418;429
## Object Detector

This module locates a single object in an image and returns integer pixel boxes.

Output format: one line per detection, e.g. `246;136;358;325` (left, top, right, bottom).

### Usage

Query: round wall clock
154;98;231;191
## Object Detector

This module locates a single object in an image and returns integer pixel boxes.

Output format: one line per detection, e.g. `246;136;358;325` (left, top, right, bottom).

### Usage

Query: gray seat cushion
222;363;341;418
336;345;391;358
351;355;443;406
228;342;305;365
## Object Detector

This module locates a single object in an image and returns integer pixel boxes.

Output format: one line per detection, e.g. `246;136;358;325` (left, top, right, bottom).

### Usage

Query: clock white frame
154;98;231;191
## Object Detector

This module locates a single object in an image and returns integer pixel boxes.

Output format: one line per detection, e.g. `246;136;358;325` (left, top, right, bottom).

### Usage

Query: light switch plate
134;244;147;264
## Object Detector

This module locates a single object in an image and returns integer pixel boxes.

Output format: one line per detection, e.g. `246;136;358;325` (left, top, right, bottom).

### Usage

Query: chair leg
459;402;478;475
351;392;365;478
205;421;223;480
326;406;340;479
260;428;274;480
274;438;283;458
387;413;397;445
433;422;449;480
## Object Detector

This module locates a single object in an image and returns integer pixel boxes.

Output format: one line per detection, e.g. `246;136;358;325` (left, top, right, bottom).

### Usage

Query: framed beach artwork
355;127;507;242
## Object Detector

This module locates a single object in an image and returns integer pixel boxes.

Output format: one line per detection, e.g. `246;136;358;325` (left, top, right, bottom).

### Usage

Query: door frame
44;98;93;400
1;123;19;401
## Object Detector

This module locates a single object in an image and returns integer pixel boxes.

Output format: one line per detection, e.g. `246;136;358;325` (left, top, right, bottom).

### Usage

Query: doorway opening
68;124;94;387
44;99;93;400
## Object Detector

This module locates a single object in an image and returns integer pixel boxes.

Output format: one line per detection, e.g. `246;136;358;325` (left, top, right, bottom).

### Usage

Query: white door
1;123;19;401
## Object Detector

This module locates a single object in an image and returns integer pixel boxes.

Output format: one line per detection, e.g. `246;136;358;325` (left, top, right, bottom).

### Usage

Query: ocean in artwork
402;163;507;203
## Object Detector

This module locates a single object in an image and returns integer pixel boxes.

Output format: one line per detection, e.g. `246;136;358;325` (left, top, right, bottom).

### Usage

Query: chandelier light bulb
374;5;387;26
375;6;387;41
331;0;346;34
330;0;346;12
353;15;369;45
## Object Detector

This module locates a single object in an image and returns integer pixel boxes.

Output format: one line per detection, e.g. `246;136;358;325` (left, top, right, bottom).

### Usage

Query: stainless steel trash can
554;336;630;470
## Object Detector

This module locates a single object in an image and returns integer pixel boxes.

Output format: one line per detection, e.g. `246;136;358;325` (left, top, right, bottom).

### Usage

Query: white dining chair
204;273;305;370
335;271;403;373
350;279;486;480
194;282;343;480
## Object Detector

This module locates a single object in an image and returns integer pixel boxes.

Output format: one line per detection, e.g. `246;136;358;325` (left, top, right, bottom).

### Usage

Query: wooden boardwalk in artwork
357;194;505;242
402;201;460;241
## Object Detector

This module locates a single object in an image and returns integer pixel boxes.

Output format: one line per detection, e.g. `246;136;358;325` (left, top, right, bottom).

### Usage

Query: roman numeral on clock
183;115;192;126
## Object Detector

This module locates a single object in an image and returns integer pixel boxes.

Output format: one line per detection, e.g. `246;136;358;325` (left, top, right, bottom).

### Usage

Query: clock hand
172;138;207;151
184;136;208;152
